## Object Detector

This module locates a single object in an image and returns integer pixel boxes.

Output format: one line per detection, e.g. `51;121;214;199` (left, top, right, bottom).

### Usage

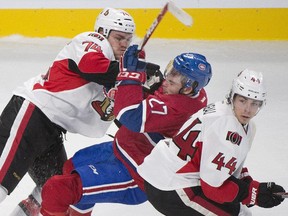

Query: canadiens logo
226;131;242;146
198;63;206;71
91;97;115;121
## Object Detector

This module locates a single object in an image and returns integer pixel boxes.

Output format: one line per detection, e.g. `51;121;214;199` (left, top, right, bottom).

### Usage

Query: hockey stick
139;1;193;51
168;1;193;27
274;192;288;199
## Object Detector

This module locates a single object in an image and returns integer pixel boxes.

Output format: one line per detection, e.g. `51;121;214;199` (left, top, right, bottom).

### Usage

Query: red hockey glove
239;167;253;184
117;45;147;85
242;181;285;208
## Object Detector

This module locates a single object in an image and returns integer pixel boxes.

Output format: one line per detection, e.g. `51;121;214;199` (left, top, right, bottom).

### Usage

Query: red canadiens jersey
138;101;256;199
13;32;116;137
113;84;208;189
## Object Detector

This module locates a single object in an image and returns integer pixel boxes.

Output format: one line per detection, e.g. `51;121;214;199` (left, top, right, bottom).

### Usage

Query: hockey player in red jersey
39;47;213;216
0;7;137;216
141;69;286;215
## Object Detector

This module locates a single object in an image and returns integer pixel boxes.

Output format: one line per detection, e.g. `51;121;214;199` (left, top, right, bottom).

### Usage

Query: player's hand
121;44;146;72
243;181;285;208
144;64;164;94
118;45;147;85
240;167;253;184
257;182;285;208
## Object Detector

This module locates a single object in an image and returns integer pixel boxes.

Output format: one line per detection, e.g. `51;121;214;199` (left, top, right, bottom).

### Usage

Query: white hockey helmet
94;8;135;37
230;69;267;103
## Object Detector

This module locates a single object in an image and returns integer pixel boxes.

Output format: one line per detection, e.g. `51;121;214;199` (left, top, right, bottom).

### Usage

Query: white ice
0;35;288;215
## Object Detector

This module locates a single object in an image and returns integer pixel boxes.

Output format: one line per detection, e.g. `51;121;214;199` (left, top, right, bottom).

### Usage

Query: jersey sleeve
115;86;207;136
114;83;157;133
56;32;119;85
114;84;144;116
69;57;119;85
117;95;196;137
200;175;250;204
117;94;171;133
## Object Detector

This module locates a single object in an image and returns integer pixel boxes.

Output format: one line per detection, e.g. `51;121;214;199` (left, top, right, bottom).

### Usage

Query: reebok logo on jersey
203;103;216;115
88;165;99;175
226;131;242;145
250;187;257;205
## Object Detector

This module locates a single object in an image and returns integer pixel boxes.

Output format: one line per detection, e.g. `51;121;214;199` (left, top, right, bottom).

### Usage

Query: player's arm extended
68;52;120;85
200;173;285;208
200;175;250;204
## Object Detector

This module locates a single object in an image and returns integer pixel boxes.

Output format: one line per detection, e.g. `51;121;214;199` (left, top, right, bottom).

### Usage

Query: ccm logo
118;71;141;79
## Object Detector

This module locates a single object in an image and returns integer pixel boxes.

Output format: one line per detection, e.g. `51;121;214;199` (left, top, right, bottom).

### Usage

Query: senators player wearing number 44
140;69;286;216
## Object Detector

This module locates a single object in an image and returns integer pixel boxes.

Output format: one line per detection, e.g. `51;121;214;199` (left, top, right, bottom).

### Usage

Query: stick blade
274;192;288;198
167;1;193;26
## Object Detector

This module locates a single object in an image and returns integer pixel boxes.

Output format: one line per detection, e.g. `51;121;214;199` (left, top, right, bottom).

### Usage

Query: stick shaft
139;3;169;51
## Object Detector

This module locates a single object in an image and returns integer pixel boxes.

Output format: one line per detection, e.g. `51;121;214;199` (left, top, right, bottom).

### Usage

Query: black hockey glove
257;182;285;208
146;62;161;77
242;180;285;208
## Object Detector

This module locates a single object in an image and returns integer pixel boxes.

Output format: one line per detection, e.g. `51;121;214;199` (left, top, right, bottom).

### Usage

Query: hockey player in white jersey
140;69;286;215
0;8;137;215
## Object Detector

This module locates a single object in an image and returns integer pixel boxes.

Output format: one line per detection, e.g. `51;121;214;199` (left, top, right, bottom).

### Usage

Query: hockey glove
242;181;285;208
144;63;164;94
117;44;147;86
258;182;285;208
239;167;253;184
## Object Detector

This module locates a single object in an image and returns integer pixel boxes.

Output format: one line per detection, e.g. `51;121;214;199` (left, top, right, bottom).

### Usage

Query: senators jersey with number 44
13;32;118;137
113;84;208;190
138;100;256;200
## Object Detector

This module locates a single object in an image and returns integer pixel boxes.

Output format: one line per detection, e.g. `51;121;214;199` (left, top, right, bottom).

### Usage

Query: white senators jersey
13;32;116;137
138;100;256;190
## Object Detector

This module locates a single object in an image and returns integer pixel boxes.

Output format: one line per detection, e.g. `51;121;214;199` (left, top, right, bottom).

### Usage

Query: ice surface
0;35;288;215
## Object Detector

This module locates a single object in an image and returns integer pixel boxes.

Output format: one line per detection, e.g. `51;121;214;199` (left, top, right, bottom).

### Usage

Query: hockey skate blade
167;1;193;26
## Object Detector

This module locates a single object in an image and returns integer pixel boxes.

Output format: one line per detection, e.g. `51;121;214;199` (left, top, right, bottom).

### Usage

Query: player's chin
115;53;121;61
117;51;126;60
239;116;251;125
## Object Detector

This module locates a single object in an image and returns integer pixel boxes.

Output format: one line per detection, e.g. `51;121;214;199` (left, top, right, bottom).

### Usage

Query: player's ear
182;86;193;95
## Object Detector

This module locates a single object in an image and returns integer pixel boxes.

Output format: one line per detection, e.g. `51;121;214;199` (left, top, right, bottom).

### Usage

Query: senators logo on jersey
91;97;115;121
226;131;242;146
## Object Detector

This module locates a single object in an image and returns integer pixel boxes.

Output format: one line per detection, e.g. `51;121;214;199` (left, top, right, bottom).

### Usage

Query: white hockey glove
143;63;163;94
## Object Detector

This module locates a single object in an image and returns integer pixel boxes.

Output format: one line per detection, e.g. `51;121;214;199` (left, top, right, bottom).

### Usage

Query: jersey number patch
212;152;237;175
82;41;103;53
172;118;201;160
148;98;167;115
